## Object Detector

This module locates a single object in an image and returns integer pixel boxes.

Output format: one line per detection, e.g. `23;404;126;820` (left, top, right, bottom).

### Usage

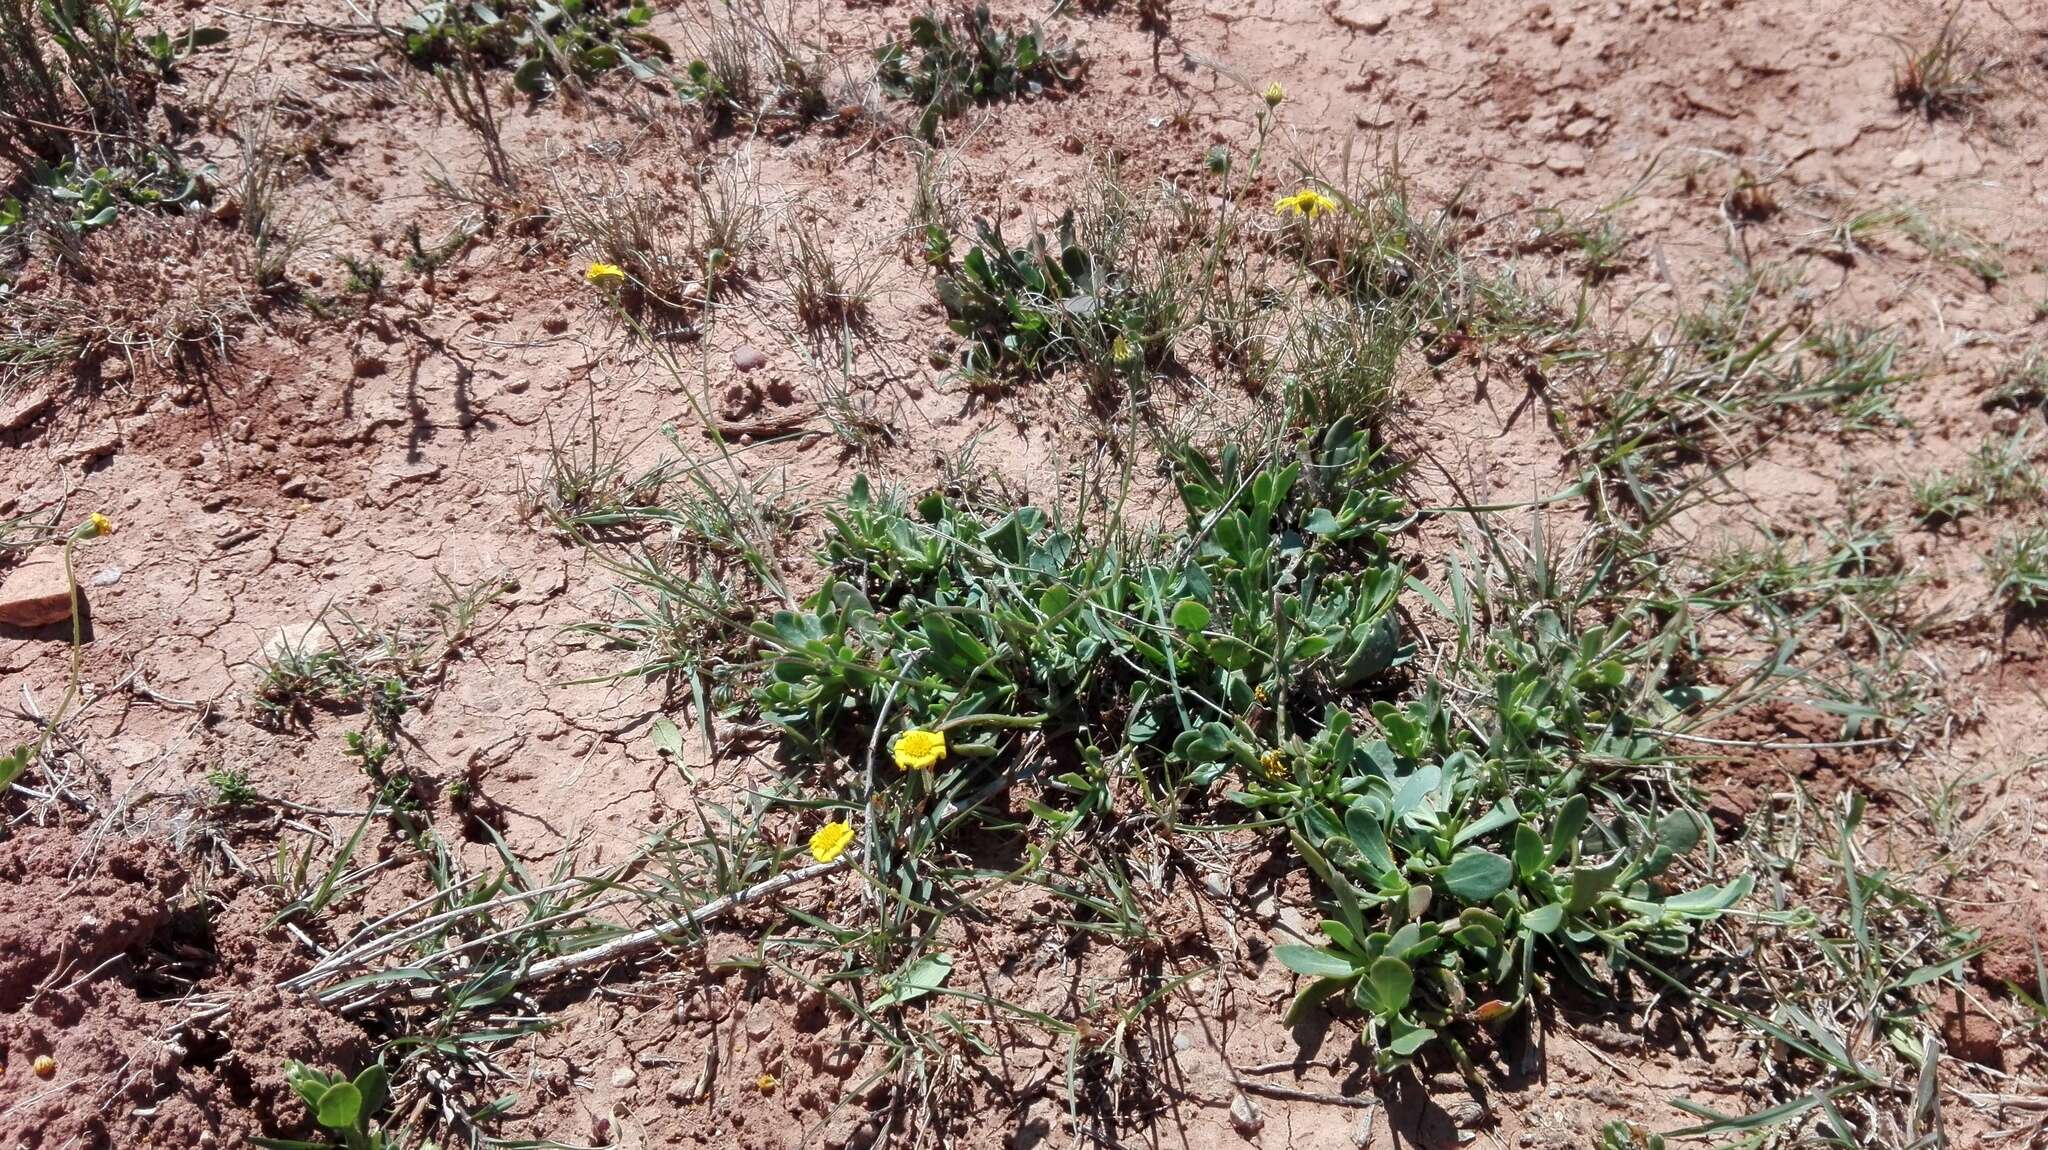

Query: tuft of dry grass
1892;8;1999;120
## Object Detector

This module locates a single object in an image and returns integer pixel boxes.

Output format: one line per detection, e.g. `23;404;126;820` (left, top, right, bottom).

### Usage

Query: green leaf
1284;976;1349;1025
1512;823;1545;879
0;744;29;790
1567;858;1626;913
873;952;953;1009
649;715;684;757
1276;945;1357;979
1170;598;1211;631
1655;809;1704;857
314;1082;363;1130
1385;1021;1436;1056
1549;793;1588;863
1442;849;1513;902
351;1065;389;1124
1365;956;1413;1016
513;56;549;95
1344;805;1396;876
1453;798;1520;845
1660;874;1753;916
1521;903;1565;934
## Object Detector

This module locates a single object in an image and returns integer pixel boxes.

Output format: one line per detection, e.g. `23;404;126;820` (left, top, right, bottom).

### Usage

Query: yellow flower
1275;189;1339;219
584;262;626;287
756;1073;779;1093
1258;749;1286;780
32;1054;56;1078
809;820;855;863
1262;81;1286;107
893;728;946;771
78;512;113;539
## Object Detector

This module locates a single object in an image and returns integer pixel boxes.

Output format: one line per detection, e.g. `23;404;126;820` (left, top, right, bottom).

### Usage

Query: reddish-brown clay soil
4;0;2048;1146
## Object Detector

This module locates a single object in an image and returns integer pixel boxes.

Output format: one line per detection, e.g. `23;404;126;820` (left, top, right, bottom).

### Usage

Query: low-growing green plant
674;0;830;137
877;3;1083;139
207;767;260;807
0;0;223;248
140;20;226;78
397;0;670;97
1909;431;2041;524
255;1062;395;1150
755;419;1405;762
1988;524;2048;610
747;421;1746;1066
934;211;1176;386
1252;603;1743;1068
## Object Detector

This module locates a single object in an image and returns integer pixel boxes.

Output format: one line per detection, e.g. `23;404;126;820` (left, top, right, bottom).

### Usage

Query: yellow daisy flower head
1262;81;1286;107
1275;188;1339;219
78;512;114;539
893;728;947;771
756;1073;779;1093
1258;749;1286;780
584;261;627;287
809;820;855;863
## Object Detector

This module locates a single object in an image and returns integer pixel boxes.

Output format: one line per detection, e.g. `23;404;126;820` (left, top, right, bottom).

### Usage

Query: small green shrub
1257;612;1745;1068
0;0;223;242
934;211;1176;384
755;419;1405;767
399;0;670;96
877;4;1083;139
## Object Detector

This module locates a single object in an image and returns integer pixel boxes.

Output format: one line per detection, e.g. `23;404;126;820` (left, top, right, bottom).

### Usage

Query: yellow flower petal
80;512;113;539
584;262;626;286
1274;189;1339;219
1262;81;1286;107
809;820;855;863
892;728;947;771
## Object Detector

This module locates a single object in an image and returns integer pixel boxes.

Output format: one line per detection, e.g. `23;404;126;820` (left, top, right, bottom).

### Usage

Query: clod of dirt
1;387;56;431
1963;902;2048;991
1940;993;2006;1069
719;380;765;421
58;430;120;465
732;344;769;372
0;829;181;1010
0;554;79;628
1326;0;1391;33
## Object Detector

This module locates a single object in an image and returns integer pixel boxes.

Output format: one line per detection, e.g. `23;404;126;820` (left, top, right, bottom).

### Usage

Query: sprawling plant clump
877;3;1083;139
752;420;1741;1065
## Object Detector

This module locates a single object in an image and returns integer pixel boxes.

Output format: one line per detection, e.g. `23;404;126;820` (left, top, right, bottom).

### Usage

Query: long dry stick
305;859;847;1012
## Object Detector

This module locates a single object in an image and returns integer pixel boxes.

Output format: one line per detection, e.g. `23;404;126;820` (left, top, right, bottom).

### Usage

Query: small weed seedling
255;1062;396;1150
207;767;261;808
1989;525;2048;611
